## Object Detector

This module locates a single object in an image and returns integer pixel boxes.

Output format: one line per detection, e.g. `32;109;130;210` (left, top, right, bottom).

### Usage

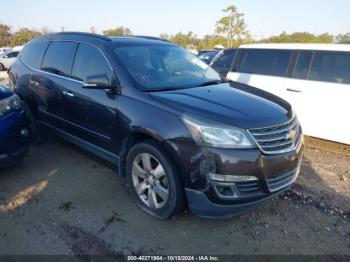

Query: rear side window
236;49;292;77
41;41;76;76
21;42;49;69
6;52;19;58
72;43;113;82
309;51;350;84
292;51;313;79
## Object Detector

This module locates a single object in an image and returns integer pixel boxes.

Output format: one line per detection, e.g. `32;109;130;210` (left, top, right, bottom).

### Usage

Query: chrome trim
266;157;302;192
250;120;298;136
248;117;303;155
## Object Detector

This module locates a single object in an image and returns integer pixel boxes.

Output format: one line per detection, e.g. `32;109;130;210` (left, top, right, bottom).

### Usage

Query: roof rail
132;35;171;42
108;35;171;43
55;32;111;41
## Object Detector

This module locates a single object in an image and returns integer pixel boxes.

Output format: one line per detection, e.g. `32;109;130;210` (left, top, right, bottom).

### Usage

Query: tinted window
21;42;49;69
72;43;113;82
237;49;292;77
212;50;236;68
41;41;75;76
292;51;313;79
309;51;350;84
6;52;19;58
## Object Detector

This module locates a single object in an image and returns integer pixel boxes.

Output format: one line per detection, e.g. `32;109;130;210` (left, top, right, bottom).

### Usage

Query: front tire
0;63;5;71
126;141;184;219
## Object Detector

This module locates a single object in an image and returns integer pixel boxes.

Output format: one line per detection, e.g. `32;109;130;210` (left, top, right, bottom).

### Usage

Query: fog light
209;172;258;182
20;128;29;137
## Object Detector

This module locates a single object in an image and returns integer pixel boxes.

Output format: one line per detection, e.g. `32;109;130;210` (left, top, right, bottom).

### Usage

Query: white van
227;43;350;145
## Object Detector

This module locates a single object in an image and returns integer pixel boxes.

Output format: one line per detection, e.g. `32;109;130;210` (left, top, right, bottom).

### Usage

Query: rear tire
126;141;185;219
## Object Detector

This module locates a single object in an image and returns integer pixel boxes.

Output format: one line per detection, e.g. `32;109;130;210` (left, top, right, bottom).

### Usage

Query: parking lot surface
0;134;349;256
0;71;7;83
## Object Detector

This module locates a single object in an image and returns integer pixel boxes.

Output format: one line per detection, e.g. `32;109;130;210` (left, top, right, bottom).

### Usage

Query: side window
21;42;49;69
213;51;236;68
7;52;19;58
309;51;350;84
237;49;292;77
292;51;313;79
41;41;76;76
72;43;113;82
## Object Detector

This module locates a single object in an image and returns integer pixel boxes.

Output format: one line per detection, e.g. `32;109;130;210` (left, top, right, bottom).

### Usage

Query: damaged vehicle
0;84;31;167
8;33;303;218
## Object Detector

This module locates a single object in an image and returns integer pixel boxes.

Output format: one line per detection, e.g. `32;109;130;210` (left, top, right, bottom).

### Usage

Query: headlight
182;114;255;148
0;94;21;117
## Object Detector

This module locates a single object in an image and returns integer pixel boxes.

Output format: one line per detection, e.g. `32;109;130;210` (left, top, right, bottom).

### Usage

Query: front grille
235;181;261;197
248;117;302;154
266;168;298;192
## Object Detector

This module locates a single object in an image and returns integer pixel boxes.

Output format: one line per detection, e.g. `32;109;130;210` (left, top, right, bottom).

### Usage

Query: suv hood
0;84;13;100
150;83;292;129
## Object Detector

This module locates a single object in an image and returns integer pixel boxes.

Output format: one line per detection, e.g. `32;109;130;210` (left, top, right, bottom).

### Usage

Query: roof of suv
239;43;350;52
32;32;174;46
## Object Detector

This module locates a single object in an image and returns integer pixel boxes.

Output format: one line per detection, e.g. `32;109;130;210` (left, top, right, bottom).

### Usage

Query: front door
62;43;118;153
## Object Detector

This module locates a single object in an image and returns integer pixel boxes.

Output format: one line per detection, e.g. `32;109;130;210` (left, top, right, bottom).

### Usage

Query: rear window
211;50;236;68
41;41;76;76
235;49;292;77
309;51;350;84
21;42;49;69
6;52;19;58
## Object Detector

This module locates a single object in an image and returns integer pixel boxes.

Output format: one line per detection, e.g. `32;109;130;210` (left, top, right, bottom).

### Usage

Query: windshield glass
114;45;221;91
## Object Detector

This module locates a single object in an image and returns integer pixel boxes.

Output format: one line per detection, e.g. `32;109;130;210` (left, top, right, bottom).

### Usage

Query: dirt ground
0;133;349;257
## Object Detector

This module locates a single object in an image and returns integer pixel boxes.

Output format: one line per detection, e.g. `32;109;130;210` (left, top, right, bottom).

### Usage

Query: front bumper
185;186;290;219
0;109;31;167
165;134;304;218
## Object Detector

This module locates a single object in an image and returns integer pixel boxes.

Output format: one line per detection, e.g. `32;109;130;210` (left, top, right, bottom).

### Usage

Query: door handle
30;80;39;87
286;88;302;93
63;90;74;97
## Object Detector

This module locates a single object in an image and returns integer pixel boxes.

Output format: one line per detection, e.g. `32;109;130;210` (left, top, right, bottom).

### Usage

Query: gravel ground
0;134;349;257
0;71;7;83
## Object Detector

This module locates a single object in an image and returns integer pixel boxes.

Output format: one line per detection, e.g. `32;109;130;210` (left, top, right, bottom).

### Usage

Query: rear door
62;42;118;152
34;41;77;129
288;51;350;144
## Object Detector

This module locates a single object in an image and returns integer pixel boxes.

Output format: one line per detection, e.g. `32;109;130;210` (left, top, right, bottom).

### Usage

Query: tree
335;33;350;44
197;34;227;50
261;32;333;43
103;27;133;36
216;5;249;48
11;28;41;46
0;24;12;47
169;31;200;49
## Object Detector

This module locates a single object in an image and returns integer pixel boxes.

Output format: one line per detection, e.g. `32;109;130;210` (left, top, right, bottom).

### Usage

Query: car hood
0;84;13;100
150;82;293;129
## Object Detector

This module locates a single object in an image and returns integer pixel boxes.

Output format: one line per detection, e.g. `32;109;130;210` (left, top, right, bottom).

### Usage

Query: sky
1;0;349;39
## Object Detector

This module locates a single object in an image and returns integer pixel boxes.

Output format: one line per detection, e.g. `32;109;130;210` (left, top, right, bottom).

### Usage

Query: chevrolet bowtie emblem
287;129;297;140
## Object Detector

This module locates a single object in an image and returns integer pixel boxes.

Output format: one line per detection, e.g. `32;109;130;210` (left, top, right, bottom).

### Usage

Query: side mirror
3;55;8;58
83;74;121;95
83;74;111;89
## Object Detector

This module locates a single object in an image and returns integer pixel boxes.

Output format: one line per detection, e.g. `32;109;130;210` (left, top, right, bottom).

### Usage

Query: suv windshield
114;45;221;91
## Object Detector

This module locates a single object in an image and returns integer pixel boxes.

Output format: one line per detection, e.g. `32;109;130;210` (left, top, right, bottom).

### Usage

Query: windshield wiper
196;79;229;87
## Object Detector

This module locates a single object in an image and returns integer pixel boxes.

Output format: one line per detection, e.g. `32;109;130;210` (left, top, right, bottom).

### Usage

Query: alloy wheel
131;153;169;209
